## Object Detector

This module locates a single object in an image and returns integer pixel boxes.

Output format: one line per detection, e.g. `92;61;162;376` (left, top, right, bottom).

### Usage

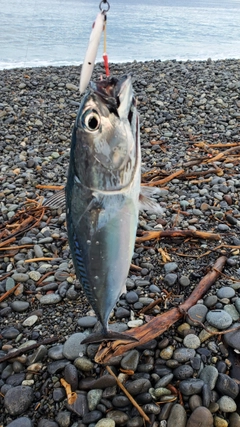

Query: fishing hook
99;0;110;13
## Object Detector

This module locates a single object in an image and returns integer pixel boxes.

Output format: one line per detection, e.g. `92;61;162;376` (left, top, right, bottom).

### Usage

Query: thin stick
25;257;56;263
136;229;221;243
141;169;184;187
35;184;64;190
0;337;62;363
106;366;150;423
0;245;33;251
0;284;20;303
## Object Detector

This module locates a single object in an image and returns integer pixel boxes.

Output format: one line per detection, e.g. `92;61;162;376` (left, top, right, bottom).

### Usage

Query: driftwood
135;229;221;243
95;256;227;364
0;337;61;363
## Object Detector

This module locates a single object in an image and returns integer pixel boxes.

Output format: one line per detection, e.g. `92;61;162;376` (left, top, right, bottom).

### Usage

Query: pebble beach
0;58;240;427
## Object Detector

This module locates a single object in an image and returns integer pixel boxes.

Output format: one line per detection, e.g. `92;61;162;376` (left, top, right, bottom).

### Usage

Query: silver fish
66;75;141;343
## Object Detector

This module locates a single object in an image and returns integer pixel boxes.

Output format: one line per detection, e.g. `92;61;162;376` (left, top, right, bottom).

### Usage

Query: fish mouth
89;75;136;119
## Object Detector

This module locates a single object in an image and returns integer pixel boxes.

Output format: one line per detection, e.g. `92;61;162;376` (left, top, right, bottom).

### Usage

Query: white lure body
79;12;105;94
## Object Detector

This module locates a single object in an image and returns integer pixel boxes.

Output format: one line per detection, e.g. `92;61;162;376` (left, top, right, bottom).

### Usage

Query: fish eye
82;109;100;132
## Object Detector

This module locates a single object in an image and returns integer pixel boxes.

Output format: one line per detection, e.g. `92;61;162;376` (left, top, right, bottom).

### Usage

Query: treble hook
99;0;110;12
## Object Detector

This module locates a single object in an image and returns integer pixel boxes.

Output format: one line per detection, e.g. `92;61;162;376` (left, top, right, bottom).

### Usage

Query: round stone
218;396;237;412
179;379;204;396
74;356;94;371
199;365;219;390
183;334;201;349
121;349;140;372
29;271;41;281
22;315;38;327
186;406;213;427
224;322;240;350
173;348;196;362
217;287;235;299
206;310;232;329
4;386;34;416
11;301;30;312
63;333;87;360
167;403;187;427
187;304;208;325
40;294;62;304
77;316;98;328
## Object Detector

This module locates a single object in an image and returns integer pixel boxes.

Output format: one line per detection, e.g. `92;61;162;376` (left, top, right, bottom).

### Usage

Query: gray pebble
22;315;38;327
164;273;178;286
64;363;78;391
106;410;129;425
66;391;88;416
63;334;87;360
173;348;196;362
48;344;64;360
77;316;98;328
167;403;187;427
179;378;204;395
11;273;29;282
40;294;62;304
217;286;235;299
183;334;201;349
6;277;15;290
179;275;190;287
199;365;218;390
155;374;174;388
125;378;151;396
189;395;203;411
216;373;239;399
2;326;20;339
48;359;70;375
164;262;178;273
74;356;94;371
173;365;194;380
55;411;71;427
121;349;140;372
202;383;211;408
29;271;41;282
4;385;34;416
204;295;218;308
34;244;44;258
217;396;237;412
206;309;232;329
11;301;30;312
224;304;240;321
87;389;103;411
187;304;208;325
126;291;139;304
235;298;240;313
82;410;103;424
186;406;213;427
6;418;33;427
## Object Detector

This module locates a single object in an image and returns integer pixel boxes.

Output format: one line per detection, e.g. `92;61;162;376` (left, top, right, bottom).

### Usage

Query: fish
67;75;141;343
43;75;163;344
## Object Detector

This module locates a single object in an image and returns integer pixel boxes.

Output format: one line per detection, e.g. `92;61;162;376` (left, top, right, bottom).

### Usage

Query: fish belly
67;183;139;331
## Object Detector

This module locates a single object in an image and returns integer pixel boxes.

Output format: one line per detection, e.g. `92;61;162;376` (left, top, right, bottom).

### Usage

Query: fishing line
24;0;37;67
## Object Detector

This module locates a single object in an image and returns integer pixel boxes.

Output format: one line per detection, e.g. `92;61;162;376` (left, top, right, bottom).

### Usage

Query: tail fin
82;330;138;344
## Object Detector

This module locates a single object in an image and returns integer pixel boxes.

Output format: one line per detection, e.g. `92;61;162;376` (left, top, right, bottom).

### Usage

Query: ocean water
0;0;240;69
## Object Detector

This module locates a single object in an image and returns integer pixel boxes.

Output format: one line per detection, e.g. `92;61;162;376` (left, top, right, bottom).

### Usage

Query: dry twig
106;366;150;423
95;256;227;364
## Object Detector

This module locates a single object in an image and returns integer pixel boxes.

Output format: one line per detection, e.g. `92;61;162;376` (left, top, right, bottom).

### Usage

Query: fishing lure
79;1;110;94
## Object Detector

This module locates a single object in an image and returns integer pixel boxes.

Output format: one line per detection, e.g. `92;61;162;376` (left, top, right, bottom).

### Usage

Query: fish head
72;75;140;191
